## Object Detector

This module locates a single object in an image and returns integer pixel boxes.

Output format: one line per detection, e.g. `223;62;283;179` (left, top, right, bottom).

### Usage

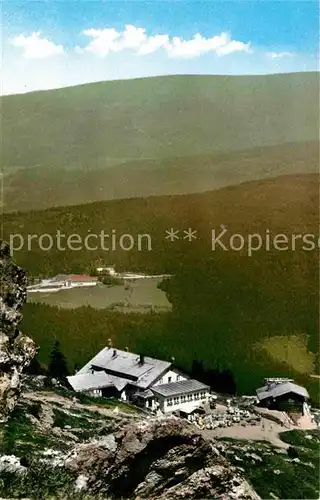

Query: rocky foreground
64;407;258;500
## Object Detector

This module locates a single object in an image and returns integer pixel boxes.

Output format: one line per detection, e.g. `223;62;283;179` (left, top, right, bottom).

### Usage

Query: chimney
139;354;145;365
125;346;129;352
171;356;175;364
113;349;117;358
108;338;113;349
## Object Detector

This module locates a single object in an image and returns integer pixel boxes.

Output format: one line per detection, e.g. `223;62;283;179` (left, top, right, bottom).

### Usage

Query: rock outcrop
0;241;36;420
66;416;260;499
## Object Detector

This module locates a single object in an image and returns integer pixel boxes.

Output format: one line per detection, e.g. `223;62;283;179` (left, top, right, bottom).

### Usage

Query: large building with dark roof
67;347;210;412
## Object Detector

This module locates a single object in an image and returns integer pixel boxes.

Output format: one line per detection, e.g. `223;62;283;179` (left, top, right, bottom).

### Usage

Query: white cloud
216;39;252;56
78;26;251;59
120;25;148;51
167;32;251;58
138;34;170;55
266;51;295;60
77;25;150;57
76;28;120;56
10;26;251;61
10;32;65;59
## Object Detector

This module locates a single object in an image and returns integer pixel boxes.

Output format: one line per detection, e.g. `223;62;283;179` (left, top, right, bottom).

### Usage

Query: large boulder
0;241;36;420
66;416;260;499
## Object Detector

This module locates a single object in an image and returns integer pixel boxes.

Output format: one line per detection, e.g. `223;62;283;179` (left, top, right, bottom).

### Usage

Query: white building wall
156;388;210;413
153;369;188;387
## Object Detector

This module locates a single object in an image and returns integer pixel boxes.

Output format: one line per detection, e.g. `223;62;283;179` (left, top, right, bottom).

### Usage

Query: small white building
67;347;210;413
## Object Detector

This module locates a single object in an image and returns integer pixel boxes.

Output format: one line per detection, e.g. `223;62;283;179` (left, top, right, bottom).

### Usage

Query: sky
1;0;319;95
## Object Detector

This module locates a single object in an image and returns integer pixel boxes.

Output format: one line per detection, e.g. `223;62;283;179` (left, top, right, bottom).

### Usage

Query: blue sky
2;0;319;94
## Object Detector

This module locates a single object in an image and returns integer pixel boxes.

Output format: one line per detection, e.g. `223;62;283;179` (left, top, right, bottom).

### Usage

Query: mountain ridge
3;141;319;212
3;71;319;97
2;72;318;168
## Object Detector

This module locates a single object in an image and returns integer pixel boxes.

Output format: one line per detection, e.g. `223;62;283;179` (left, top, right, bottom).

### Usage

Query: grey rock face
0;241;36;420
0;241;27;337
66;416;260;499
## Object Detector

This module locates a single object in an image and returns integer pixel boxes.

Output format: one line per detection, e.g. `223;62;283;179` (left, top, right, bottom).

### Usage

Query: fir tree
48;340;69;379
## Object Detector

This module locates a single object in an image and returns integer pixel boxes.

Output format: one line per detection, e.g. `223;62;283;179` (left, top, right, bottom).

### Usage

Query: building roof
76;347;172;389
152;379;210;397
67;371;127;392
256;382;310;401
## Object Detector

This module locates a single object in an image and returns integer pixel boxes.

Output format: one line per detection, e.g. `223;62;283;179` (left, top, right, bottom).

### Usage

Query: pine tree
48;340;69;379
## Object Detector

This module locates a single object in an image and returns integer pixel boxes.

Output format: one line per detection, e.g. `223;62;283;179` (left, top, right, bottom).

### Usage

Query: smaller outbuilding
256;378;310;412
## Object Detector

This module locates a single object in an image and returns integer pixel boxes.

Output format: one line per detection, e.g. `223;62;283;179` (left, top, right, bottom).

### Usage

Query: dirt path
201;418;290;449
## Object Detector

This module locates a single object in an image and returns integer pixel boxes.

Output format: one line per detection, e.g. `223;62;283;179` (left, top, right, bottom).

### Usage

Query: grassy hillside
1;72;319;211
4;141;318;212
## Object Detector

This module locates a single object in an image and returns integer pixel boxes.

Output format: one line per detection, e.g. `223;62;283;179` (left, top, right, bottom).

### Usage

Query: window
194;393;199;400
187;394;193;401
174;397;179;405
181;395;186;403
176;375;180;381
158;378;163;385
168;376;172;383
167;398;173;406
